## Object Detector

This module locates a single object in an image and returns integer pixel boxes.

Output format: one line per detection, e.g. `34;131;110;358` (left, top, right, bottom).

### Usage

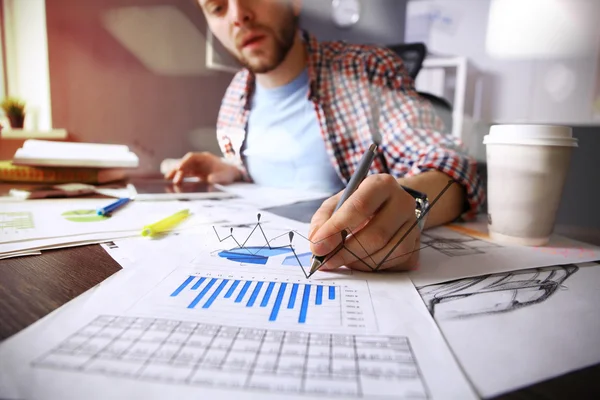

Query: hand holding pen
308;143;423;275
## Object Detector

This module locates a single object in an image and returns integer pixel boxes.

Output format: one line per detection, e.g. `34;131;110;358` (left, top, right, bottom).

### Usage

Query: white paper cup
483;124;577;246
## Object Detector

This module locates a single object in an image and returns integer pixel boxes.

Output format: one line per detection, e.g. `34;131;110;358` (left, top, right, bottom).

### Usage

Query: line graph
212;180;454;277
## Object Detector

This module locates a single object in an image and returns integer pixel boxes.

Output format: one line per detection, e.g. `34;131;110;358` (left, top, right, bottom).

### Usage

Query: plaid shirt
216;30;484;220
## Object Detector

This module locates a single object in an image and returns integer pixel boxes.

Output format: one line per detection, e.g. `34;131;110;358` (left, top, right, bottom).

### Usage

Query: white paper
410;221;600;286
0;250;42;260
416;261;600;398
215;182;332;208
0;199;206;242
0;221;477;400
0;231;139;258
0;198;257;257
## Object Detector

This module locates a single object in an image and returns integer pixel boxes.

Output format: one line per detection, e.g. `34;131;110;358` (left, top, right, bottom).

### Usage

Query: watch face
331;0;360;28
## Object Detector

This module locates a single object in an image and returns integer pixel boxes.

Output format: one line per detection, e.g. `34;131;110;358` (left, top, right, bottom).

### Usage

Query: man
166;0;484;272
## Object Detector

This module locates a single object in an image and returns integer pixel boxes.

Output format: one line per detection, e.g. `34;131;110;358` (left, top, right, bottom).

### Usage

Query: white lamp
485;0;598;59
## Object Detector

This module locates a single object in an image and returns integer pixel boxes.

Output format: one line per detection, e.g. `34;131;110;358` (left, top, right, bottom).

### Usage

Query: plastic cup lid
483;124;578;147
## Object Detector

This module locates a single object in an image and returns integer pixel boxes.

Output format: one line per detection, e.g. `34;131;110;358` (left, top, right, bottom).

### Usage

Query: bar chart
171;275;339;324
129;271;377;331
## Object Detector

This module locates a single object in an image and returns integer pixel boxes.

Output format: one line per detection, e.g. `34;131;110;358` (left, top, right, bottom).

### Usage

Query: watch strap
400;185;429;231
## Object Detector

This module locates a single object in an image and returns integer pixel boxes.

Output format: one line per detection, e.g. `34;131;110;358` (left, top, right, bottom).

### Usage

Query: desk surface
1;183;599;399
1;242;599;399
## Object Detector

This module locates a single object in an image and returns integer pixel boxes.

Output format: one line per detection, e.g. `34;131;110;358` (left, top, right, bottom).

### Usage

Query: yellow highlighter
141;209;190;237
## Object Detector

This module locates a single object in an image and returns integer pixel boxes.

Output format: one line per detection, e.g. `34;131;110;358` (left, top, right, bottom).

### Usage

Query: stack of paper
0;198;250;259
1;194;600;399
0;213;480;400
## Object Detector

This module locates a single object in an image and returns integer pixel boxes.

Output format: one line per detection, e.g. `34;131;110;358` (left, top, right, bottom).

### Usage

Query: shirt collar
239;29;322;110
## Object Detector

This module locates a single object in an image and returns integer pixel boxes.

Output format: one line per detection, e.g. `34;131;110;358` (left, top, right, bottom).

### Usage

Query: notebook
12;140;139;168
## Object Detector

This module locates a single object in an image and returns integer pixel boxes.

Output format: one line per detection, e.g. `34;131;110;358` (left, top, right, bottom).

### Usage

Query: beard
234;13;298;74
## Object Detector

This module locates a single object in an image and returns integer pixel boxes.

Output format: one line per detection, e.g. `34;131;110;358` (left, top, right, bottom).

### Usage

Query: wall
555;126;600;233
46;0;233;172
405;0;600;161
407;0;600;124
3;0;52;130
300;0;407;45
45;0;411;172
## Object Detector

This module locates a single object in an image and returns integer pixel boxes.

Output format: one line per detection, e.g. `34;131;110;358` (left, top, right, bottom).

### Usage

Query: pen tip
309;258;322;275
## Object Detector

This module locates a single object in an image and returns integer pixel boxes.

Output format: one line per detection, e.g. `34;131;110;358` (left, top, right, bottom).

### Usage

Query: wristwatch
400;185;429;231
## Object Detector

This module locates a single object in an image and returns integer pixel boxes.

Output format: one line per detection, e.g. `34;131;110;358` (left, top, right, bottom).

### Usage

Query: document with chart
0;217;477;400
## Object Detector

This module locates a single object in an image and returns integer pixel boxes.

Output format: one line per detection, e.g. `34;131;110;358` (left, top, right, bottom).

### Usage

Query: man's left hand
308;174;420;272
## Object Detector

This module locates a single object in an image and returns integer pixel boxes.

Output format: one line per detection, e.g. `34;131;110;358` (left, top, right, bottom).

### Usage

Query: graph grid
32;315;429;399
171;275;338;324
0;211;34;234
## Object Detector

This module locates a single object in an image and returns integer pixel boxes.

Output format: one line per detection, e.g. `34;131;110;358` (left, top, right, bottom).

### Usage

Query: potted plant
1;97;26;129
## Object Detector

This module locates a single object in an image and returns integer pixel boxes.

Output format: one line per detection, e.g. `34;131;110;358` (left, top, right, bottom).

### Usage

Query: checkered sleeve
216;72;252;183
367;49;485;220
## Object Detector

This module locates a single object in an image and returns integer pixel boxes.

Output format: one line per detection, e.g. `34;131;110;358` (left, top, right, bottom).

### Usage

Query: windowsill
0;128;68;140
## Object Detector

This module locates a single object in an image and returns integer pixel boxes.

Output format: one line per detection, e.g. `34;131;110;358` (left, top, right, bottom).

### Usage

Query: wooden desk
0;245;121;340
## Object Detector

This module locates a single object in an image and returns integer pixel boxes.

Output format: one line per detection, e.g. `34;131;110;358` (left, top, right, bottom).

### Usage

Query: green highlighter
141;209;190;237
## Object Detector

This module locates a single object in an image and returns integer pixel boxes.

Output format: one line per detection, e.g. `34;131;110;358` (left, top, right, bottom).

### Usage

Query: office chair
387;42;427;80
387;42;454;135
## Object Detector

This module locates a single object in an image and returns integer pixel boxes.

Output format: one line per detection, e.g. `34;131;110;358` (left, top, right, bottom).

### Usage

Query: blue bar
192;277;206;290
329;286;335;300
171;276;195;297
225;280;240;298
203;279;229;309
287;283;299;309
316;285;323;305
188;278;217;308
269;283;287;322
235;281;252;303
299;285;311;323
246;282;264;307
260;282;275;307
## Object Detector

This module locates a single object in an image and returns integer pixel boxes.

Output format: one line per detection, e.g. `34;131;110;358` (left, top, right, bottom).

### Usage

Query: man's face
199;0;300;73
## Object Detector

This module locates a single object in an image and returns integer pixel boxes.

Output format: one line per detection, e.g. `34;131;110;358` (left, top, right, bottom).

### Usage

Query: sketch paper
0;223;477;400
416;261;600;398
410;221;600;286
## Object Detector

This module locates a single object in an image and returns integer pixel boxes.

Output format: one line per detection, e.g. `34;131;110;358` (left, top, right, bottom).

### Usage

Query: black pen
309;143;379;276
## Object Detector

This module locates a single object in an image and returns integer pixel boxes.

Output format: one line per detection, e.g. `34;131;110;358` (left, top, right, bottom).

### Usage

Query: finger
173;170;184;184
320;214;420;272
319;188;414;269
364;228;421;272
310;174;397;256
178;152;214;178
165;169;176;180
308;192;342;240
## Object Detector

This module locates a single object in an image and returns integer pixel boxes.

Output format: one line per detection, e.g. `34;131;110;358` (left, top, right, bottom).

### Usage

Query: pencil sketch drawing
421;230;500;257
417;265;579;320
